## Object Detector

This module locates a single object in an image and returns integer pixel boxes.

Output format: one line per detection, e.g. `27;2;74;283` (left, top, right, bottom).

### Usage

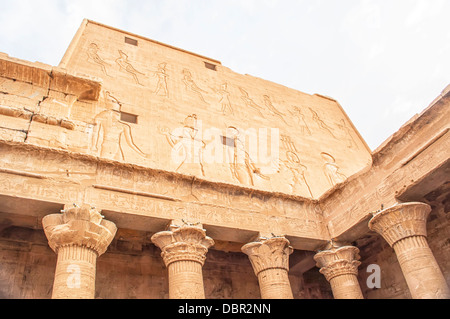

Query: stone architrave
42;203;117;299
314;245;364;299
369;202;450;299
151;222;214;299
242;236;294;299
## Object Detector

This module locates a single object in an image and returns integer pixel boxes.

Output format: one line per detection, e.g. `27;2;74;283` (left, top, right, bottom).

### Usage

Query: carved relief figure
280;135;313;197
282;151;313;198
309;108;336;138
115;50;145;85
153;62;169;97
337;119;358;149
263;95;288;125
87;43;110;76
321;152;346;186
289;106;311;135
182;69;207;102
225;126;268;186
239;87;264;117
92;92;149;161
159;114;206;177
214;83;233;116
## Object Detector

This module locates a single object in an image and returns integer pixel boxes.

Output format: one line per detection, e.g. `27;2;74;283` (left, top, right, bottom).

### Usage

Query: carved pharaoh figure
321;152;346;186
91;91;149;161
153;62;169;97
282;151;313;198
159;114;206;177
225;126;268;186
214;83;233;116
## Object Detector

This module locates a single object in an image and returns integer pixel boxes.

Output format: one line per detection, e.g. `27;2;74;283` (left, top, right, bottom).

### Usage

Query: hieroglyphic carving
337;119;358;149
182;69;207;103
239;87;264;117
152;62;169;97
115;50;145;85
321;152;346;186
87;43;110;77
310;108;336;138
92;91;149;161
289;106;311;135
263;95;288;125
159;114;206;176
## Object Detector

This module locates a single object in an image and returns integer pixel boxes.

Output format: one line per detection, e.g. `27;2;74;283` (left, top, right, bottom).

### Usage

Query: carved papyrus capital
314;246;361;282
42;203;117;256
241;236;293;275
368;202;431;247
151;224;214;267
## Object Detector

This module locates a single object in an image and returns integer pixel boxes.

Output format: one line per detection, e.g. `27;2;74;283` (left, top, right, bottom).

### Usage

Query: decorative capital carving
151;224;214;267
42;203;117;256
314;246;361;281
241;236;293;275
368;202;431;247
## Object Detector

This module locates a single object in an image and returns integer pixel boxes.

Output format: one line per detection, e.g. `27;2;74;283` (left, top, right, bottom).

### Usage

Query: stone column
314;245;364;299
42;204;117;299
369;202;450;299
242;236;294;299
151;221;214;299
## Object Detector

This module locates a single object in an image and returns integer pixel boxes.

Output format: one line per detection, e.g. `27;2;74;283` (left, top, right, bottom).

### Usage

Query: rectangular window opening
221;135;235;147
120;112;138;124
204;62;217;71
125;37;138;46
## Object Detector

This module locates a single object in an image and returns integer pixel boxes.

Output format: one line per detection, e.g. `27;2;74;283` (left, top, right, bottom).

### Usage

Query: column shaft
393;235;450;299
329;273;363;299
369;202;450;299
52;245;98;299
167;259;205;299
151;223;214;299
257;268;293;299
242;236;294;299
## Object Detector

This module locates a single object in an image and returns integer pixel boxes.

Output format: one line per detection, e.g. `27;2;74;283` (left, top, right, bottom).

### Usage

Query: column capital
42;203;117;256
151;223;214;267
314;245;361;281
241;236;293;275
368;202;431;247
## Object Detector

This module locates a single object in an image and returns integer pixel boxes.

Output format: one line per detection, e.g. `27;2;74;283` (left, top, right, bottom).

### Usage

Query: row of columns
41;202;449;299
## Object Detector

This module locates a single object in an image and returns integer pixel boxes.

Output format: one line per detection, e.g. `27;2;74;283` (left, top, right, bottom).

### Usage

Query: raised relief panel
56;20;372;200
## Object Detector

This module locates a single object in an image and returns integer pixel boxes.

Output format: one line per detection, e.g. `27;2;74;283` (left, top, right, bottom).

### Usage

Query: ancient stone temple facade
0;19;449;299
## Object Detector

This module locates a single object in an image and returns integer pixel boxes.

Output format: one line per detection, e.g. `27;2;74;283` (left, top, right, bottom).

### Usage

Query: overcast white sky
1;0;449;150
